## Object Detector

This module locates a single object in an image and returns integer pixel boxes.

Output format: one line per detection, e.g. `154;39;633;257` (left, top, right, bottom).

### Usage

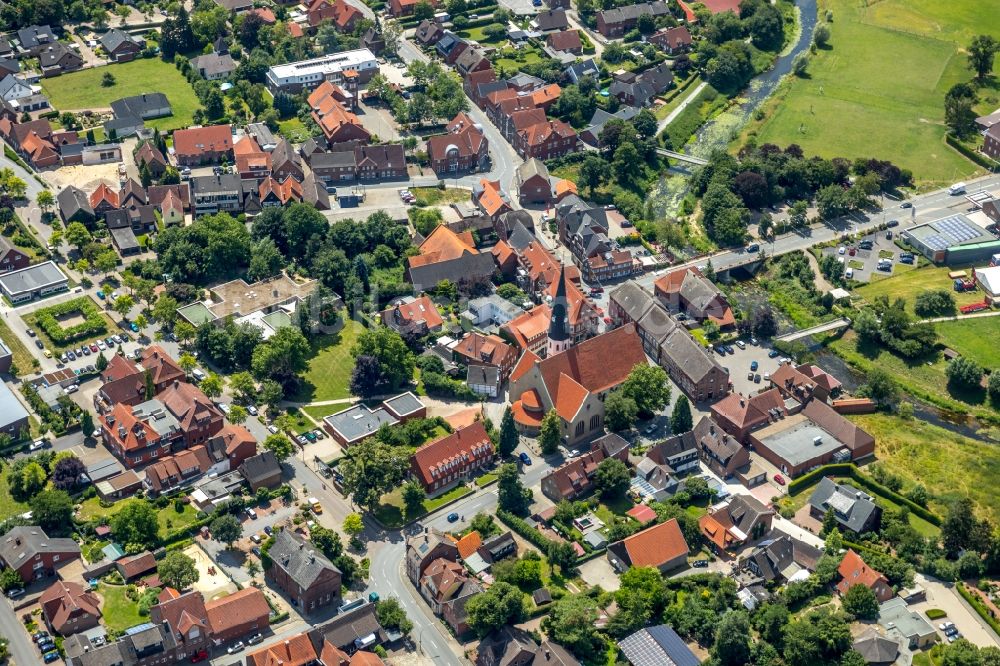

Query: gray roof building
17;25;56;51
238;450;282;489
852;630;899;665
309;601;386;652
0;381;29;434
58;185;95;224
808;477;882;535
878;597;938;650
742;533;822;583
0;526;81;569
618;625;700;666
190;52;235;79
268;528;341;590
111;93;172;121
0;261;68;303
99;29;140;55
565;59;599;84
582;106;639;146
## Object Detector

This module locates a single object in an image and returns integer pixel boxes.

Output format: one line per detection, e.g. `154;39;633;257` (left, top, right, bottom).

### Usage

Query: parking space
200;499;300;586
819;224;911;284
712;340;784;397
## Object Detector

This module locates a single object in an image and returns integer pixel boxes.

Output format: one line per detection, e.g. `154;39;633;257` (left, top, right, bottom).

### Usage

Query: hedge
32;298;108;345
787;463;941;526
957;583;1000;638
497;509;559;553
945;133;999;171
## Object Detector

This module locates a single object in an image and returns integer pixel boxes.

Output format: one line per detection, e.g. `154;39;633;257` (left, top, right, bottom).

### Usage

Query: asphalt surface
0;592;38;666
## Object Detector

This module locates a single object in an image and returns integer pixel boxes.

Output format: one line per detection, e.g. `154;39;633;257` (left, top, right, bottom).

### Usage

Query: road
634;173;1000;291
0;139;46;201
0;594;38;666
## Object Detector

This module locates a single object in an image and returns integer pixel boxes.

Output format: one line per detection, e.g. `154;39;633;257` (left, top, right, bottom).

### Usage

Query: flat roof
383;392;424;417
0;260;67;296
905;214;994;251
177;301;215;325
324;404;399;444
0;380;28;428
755;413;847;468
267;48;377;80
206;274;315;319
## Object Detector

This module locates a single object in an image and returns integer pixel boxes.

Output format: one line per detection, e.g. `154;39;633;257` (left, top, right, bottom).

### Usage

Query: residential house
312;94;371;146
548;30;583;54
266;529;342;612
259;175;303;207
100;29;142;62
111;93;172;123
464;68;500;107
541;443;628;502
309;601;387;653
501;305;552;356
741;533;823;584
649;25;692;54
836;549;894;603
354;144;406;179
565;59;600;84
405;224;496;291
709;388;787;443
852;631;900;666
100;399;179;468
415;19;445;45
157;380;226;447
878;598;938;650
116;551;157;581
360;26;387;54
418;557;482;636
699;494;774;554
190;173;242;215
144;445;212;494
94;345;186;412
191;52;236;80
514;118;578;161
436;32;468;64
239;450;283;491
159;189;184;225
234;135;272;182
654;266;735;328
16;25;57;55
631;431;699;501
63;621;177;666
272;138;305;180
172;124;234;166
0;381;28;436
410;422;494;494
40;579;102;636
984;124;1000;162
205;587;271;643
302;172;331;210
609;63;673;107
508;324;647;444
467;365;502;398
531;9;569;31
406;529;460;584
39;42;83;76
307;150;357;183
451;332;518;380
5;119;60;167
477;627;580;666
307;0;363;31
808;478;882;535
427;113;489;175
658;327;730;402
618;625;701;666
389;0;434;16
0;526;79;583
514;158;553;204
0;73;33;102
0;236;29;274
607;518;690;573
595;1;671;38
770;362;840;403
692;416;763;485
135;141;168;179
246;632;317;666
57;185;96;226
380;294;445;337
149;589;212;659
473;177;512;221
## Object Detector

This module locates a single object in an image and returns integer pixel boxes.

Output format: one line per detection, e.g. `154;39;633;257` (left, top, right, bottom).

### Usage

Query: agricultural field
41;59;201;132
744;0;998;185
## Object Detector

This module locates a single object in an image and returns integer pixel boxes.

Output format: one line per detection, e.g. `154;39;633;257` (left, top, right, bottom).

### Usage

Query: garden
24;296;111;350
291;316;367;403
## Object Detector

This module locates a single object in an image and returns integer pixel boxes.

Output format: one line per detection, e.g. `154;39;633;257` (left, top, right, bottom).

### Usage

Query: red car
603;317;612;324
773;474;786;486
190;650;209;663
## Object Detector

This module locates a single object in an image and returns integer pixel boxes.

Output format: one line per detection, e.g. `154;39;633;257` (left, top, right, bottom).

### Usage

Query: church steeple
547;264;571;357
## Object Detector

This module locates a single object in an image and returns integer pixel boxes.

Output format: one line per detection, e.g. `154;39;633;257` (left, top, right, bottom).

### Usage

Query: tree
605;390;638;432
350;355;384;398
263;433;294;461
229;372;257;404
594;458;630;499
113;294;135;321
968;35;999;81
310;526;343;559
670;395;693;434
859;368;898;409
466;581;527;636
343;513;364;539
497;463;532;514
31;490;74;536
210;514;242;548
841;583;879;620
413;0;434;19
158;551;199;591
989;372;1000;404
792;52;809;76
340;438;410;511
227;405;248;425
351;327;414;390
945;83;978;137
498;407;519;457
80;410;94;436
621;365;671;419
401;481;426;513
813;23;831;47
825;527;844;554
713;611;752;666
199;373;224;399
0;567;24;592
111;500;160;552
942;498;988;557
252;327;311;388
37;190;54;217
8;460;46;501
547;540;577;574
102;71;116;87
754;603;790;648
65;221;92;250
259;380;284;413
375;597;414;634
946;356;983;390
52;455;86;491
538;409;561;455
544;595;604;659
578;154;610;195
246;559;260;578
783;608;853;666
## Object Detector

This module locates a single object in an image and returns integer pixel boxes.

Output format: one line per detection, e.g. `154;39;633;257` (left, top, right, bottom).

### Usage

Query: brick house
607;518;689;573
267;529;342;612
149;590;212;660
173;124;234;166
41;580;101;635
835;549;894;603
649;25;693;54
0;236;30;273
514;119;578;160
410;422;494;494
157;381;225;448
95;345;186;412
451;332;518;380
595;1;670;37
0;527;80;583
206;587;271;643
983;125;1000;161
355;144;406;179
427;114;489;175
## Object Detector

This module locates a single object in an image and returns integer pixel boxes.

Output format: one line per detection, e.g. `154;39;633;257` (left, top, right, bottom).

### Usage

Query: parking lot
711;339;785;397
818;224;913;284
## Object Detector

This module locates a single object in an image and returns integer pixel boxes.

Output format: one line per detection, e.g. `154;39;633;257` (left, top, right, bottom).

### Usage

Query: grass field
41;59;201;132
291;315;366;403
78;498;202;533
743;0;996;185
98;583;146;633
0;316;37;373
410;187;470;206
374;484;472;528
854;264;986;316
0;468;30;521
933;317;1000;368
852;413;1000;522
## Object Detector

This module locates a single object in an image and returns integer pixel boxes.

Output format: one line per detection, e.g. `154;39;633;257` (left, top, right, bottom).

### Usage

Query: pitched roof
172;124;233;158
411;422;492;487
454;531;482;560
476;178;510;217
247;631;317;666
40;579;101;633
157;381;224;432
548;30;582;51
711;388;785;433
618;624;699;666
853;630;899;664
89;182;119;210
239;450;282;484
381;295;444;329
836;549;890;597
268;529;340;589
205;587;270;636
614;518;689;568
408;224;480;268
519;119;576;147
234;135;272;174
151;589;210;641
117;551;157;579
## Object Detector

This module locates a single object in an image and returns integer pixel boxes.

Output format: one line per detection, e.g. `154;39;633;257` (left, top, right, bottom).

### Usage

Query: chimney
174;380;180;388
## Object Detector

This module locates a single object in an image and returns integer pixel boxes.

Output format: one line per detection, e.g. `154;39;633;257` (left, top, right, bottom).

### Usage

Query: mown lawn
41;58;201;132
933;317;1000;369
410;186;470;206
0;316;37;373
0;468;30;521
744;0;991;185
78;498;201;534
374;484;472;528
291;315;366;403
854;264;986;316
852;413;1000;522
98;583;145;633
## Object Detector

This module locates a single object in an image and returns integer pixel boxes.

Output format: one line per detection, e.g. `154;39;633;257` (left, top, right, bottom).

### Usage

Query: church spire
547;264;571;357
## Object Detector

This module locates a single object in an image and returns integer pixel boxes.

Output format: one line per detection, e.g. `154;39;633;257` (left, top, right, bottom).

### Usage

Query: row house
173;124;234;166
272;138;305;180
595;1;671;38
100;399;180;468
410;421;494;494
312;95;371;146
144;424;256;494
233;135;272;182
0;118;65;168
259;175;303;207
135;140;168;178
654;265;736;329
356;143;407;180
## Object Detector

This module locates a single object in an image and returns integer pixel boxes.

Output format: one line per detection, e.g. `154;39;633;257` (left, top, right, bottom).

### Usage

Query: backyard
291;315;366;403
0;316;36;373
743;0;996;185
0;467;30;521
78;497;203;534
98;583;145;634
41;59;201;132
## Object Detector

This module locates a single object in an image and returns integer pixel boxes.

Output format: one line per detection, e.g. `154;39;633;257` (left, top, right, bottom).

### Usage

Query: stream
648;0;820;218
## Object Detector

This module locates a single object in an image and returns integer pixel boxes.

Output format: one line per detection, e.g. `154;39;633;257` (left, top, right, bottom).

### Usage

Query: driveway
713;340;783;397
578;556;620;592
910;574;1000;648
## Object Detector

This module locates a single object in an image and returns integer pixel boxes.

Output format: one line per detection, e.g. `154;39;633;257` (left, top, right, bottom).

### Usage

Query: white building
265;49;378;93
974;265;1000;303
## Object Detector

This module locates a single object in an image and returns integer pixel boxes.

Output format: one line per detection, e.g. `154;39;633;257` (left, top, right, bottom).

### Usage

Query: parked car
296;435;308;445
754;373;761;383
38;640;55;652
747;371;754;381
312;428;325;439
33;631;51;643
190;649;209;663
304;431;317;443
887;219;900;227
750;361;758;371
247;633;264;646
838;246;846;255
939;622;956;632
736;340;746;350
82;346;91;356
263;525;273;536
692;560;709;568
97;340;106;351
247;405;258;416
29;440;45;451
447;512;460;523
26;328;35;337
773;474;785;486
251;547;261;557
43;651;60;663
723;345;735;354
90;343;99;353
67;350;76;361
768;349;780;358
745;243;760;253
246;507;257;520
644;423;657;435
227;642;245;655
65;385;79;394
268;425;279;434
6;587;25;599
900;201;912;209
519;452;532;465
34;339;44;349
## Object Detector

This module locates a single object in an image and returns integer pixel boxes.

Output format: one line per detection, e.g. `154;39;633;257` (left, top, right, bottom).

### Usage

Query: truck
949;182;967;195
308;497;323;514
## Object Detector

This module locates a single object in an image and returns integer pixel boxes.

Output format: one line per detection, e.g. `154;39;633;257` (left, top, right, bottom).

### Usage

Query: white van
845;267;854;279
191;368;207;382
949;182;967;195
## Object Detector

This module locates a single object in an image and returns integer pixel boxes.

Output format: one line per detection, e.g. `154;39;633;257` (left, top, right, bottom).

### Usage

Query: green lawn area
277;117;310;143
98;583;146;633
743;0;992;185
410;187;470;206
374;484;472;528
302;404;339;422
456;25;506;45
291;315;365;403
854;264;986;317
933;317;1000;368
0;316;37;373
475;472;498;487
852;413;1000;522
78;497;201;534
0;468;30;521
41;58;201;132
22;297;118;353
654;76;703;120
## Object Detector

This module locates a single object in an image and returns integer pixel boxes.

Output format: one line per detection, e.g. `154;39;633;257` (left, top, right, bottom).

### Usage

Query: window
590;414;601;431
575;421;584;437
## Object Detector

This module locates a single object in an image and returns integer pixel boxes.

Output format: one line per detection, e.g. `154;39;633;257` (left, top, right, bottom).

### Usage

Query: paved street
0;593;38;666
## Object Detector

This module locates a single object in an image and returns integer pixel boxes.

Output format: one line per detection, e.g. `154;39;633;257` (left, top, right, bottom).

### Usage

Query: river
648;0;820;219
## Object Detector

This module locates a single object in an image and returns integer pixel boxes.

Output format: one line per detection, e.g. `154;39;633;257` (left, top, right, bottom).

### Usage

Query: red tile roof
618;518;689;568
454;531;482;559
205;587;270;636
380;294;445;330
90;182;119;209
172;124;233;159
476;178;510;217
626;504;657;525
409;225;480;268
836;549;893;602
247;631;318;666
118;551;157;579
548;30;582;51
40;580;101;634
411;422;493;487
151;589;210;641
234;135;272;175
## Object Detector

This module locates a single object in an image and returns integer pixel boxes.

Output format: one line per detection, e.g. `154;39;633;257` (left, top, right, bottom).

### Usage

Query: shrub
30;297;107;346
925;608;947;620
